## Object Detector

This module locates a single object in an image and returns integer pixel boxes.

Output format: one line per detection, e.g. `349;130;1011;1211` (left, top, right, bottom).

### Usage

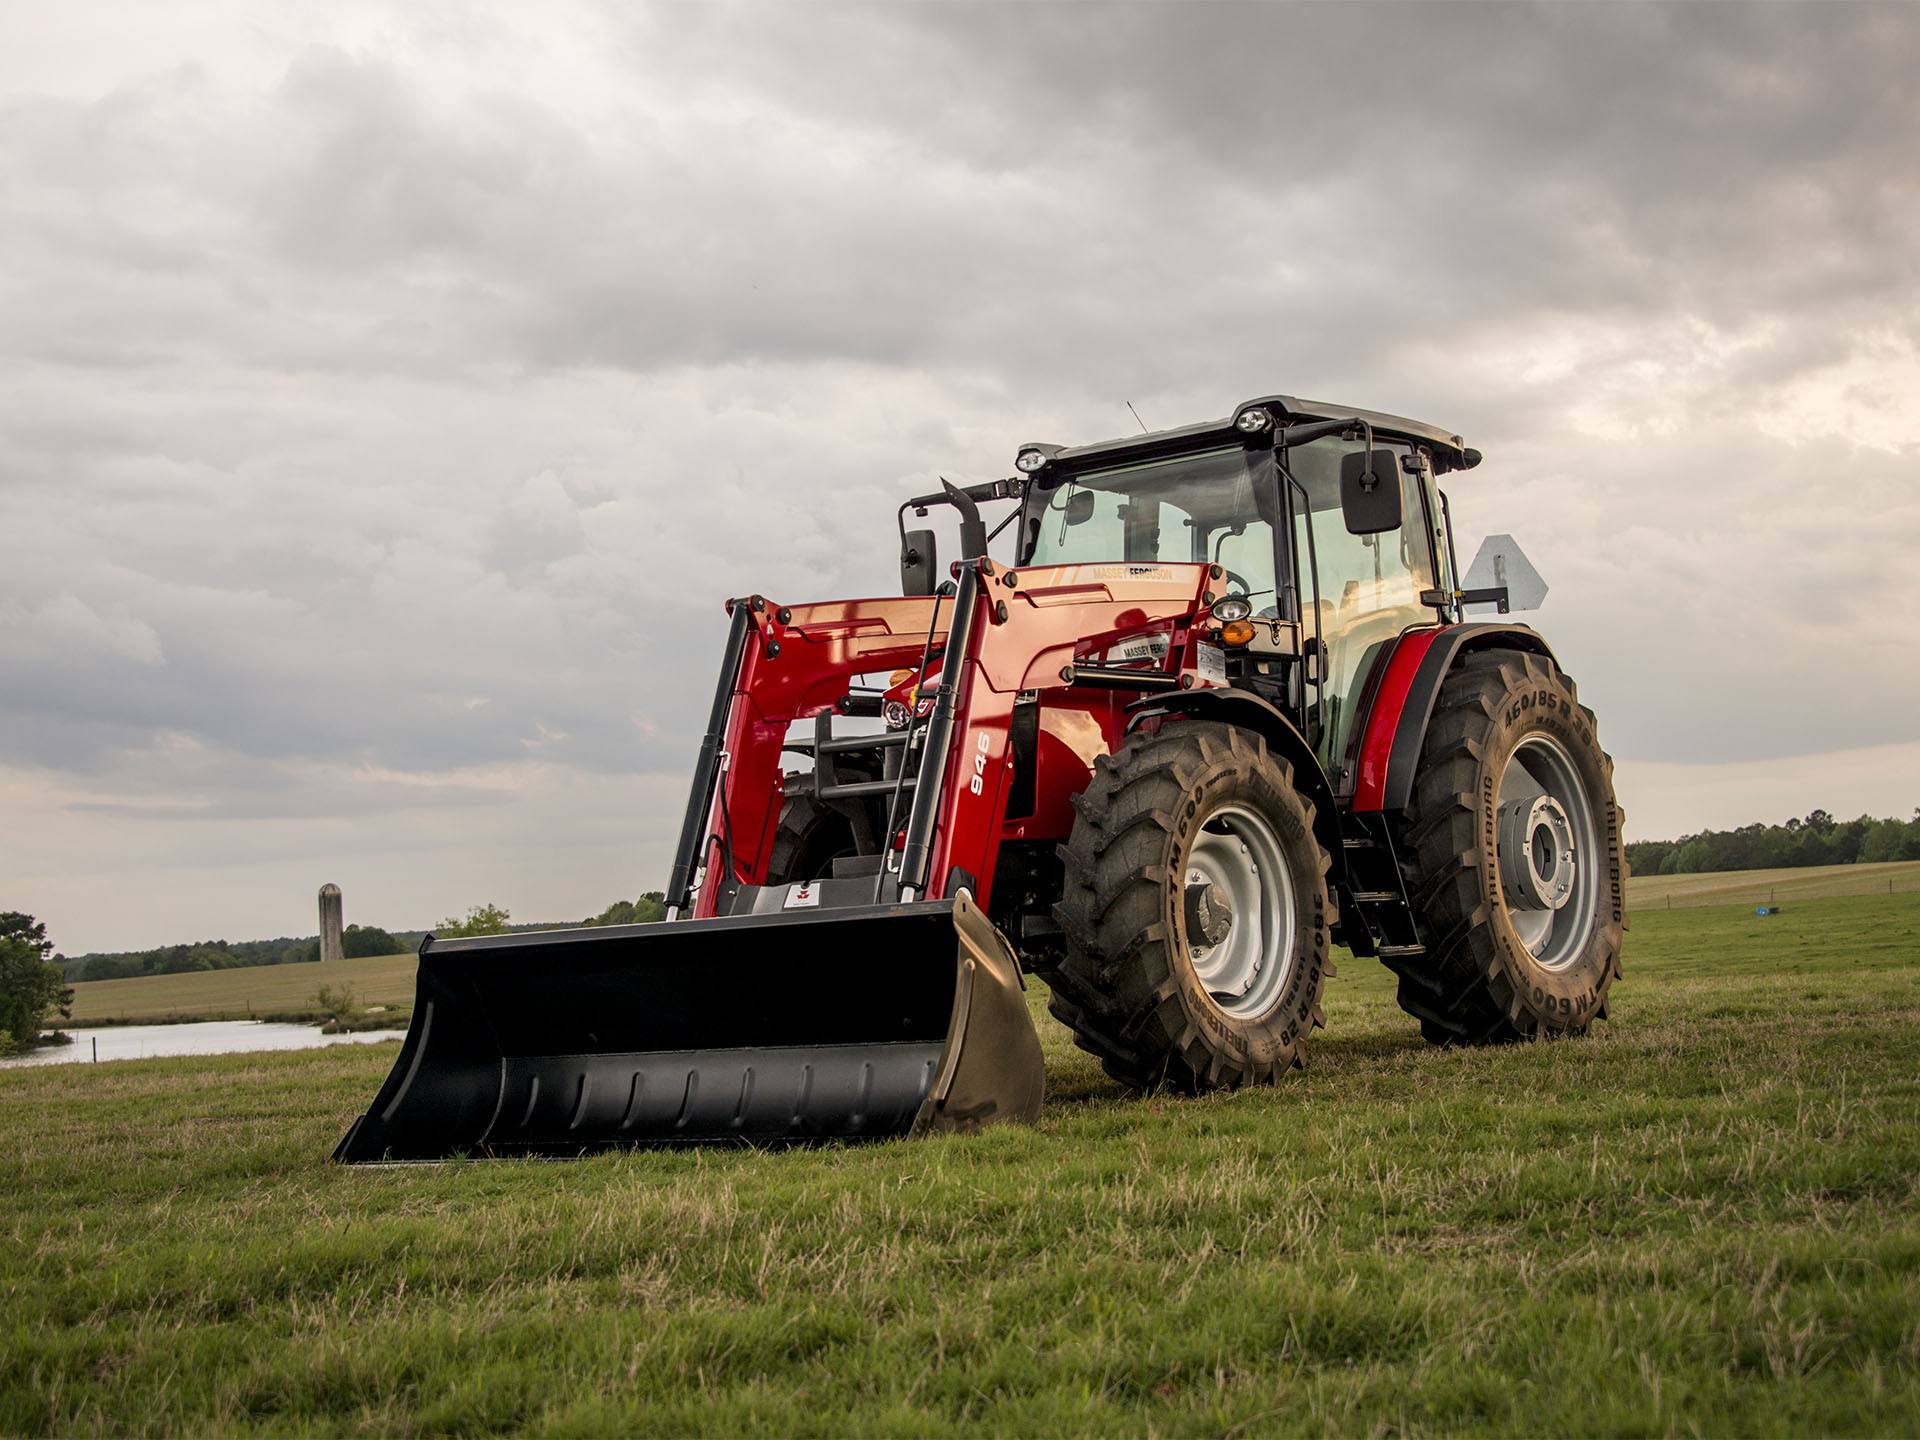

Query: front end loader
337;393;1625;1162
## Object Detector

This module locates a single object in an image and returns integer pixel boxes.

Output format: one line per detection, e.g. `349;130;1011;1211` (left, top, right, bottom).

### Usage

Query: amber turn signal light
1220;619;1256;647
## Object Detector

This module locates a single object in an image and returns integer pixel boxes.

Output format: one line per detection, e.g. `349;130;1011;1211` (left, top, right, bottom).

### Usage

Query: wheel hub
1181;803;1296;1018
1497;794;1577;912
1494;733;1601;970
1183;880;1235;949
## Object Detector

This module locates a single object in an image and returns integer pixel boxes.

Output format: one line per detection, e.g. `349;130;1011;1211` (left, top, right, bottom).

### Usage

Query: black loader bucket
333;893;1044;1162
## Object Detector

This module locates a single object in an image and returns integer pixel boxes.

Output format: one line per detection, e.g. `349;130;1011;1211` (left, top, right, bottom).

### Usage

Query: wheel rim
1495;733;1601;971
1182;802;1297;1019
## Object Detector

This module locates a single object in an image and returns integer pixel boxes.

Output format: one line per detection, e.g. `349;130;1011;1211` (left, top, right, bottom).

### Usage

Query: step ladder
1337;812;1434;989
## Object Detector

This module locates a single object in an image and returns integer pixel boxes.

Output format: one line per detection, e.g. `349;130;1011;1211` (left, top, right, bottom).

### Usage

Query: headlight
1212;595;1253;623
883;700;912;731
1234;408;1273;433
1014;448;1049;474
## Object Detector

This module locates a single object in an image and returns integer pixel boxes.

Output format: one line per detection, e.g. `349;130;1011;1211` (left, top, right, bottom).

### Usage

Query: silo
318;883;344;965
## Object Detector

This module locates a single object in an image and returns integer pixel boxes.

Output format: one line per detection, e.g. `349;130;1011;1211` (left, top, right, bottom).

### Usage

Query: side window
1213;525;1279;611
1402;462;1437;589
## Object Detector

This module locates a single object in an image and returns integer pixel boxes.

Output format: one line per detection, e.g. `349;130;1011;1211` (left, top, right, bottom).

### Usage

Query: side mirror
1063;489;1096;526
1339;448;1403;535
901;529;938;596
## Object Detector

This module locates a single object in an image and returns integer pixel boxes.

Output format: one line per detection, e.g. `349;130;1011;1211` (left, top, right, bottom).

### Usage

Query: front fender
1125;688;1344;881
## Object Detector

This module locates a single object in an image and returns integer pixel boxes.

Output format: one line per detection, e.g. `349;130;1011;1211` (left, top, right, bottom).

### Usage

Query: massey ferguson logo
969;730;991;795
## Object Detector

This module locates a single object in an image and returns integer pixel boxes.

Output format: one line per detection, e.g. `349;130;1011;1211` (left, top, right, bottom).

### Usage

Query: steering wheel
1224;568;1255;598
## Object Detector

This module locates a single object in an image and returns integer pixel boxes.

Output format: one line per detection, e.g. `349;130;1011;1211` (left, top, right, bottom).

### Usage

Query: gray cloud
2;1;1916;950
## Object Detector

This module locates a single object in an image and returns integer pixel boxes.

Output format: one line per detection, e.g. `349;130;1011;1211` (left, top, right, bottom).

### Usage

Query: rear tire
1050;721;1333;1091
1397;648;1626;1044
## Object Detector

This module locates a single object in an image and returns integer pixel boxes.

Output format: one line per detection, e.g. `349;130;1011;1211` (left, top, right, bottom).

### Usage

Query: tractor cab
1009;396;1476;787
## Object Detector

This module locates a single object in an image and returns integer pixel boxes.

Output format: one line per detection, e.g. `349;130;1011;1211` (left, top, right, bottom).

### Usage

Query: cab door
1283;438;1441;787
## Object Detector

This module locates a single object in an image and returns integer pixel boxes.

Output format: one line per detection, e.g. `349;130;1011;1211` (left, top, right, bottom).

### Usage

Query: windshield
1022;446;1278;606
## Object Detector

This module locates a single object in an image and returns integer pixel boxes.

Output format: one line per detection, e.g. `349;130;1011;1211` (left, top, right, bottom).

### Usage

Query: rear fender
1350;623;1556;814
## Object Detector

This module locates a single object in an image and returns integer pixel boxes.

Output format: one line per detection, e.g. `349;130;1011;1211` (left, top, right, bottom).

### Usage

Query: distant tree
1859;819;1905;864
79;954;141;982
340;924;400;958
1831;816;1871;866
1625;840;1675;877
0;913;55;961
311;983;360;1023
1670;836;1715;873
177;945;233;973
0;913;74;1054
1860;817;1920;864
438;903;511;937
1792;827;1831;868
584;891;668;928
585;899;636;927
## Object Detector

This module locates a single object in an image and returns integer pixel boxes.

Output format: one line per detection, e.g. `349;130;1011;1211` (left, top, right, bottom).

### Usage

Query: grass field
1628;858;1920;909
6;892;1918;1435
64;949;420;1025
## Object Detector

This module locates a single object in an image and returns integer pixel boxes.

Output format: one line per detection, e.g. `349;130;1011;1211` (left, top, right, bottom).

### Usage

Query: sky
3;1;1916;954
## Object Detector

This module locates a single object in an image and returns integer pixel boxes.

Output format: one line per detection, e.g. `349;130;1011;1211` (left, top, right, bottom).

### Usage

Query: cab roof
1023;393;1482;477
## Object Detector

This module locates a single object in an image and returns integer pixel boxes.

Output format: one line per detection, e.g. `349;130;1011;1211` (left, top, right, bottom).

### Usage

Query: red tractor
339;394;1625;1161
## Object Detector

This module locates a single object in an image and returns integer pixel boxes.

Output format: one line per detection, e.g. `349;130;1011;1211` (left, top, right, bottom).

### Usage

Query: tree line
67;892;672;979
68;924;417;982
429;893;666;938
1626;808;1920;877
582;892;668;927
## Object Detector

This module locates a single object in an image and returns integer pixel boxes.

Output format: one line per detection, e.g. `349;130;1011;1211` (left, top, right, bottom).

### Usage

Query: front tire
764;793;857;885
1398;648;1626;1043
1050;722;1334;1091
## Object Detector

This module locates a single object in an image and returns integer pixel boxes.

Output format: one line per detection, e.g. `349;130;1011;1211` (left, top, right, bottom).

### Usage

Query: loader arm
681;560;1224;919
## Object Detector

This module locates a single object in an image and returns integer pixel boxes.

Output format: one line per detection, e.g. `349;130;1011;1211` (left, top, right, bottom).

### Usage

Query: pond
0;1020;406;1069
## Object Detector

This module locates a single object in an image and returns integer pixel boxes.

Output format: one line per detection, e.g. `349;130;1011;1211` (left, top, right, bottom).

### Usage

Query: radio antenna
1126;401;1149;434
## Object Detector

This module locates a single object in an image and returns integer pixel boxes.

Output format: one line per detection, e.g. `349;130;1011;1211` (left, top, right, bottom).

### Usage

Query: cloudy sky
4;2;1916;953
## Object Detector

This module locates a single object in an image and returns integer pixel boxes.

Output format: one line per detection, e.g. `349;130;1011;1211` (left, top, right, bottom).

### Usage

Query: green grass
65;951;418;1026
6;894;1919;1435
